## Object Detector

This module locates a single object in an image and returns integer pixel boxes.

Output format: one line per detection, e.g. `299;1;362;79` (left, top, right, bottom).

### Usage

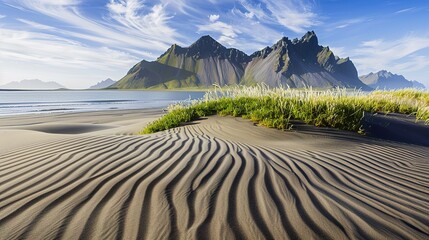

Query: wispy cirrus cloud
197;0;318;46
0;28;138;69
196;9;284;51
159;0;198;15
197;15;241;46
8;0;182;52
17;18;55;30
329;47;346;58
393;55;429;73
0;27;140;88
395;7;416;14
263;0;319;33
239;0;320;33
1;0;182;87
350;35;429;75
106;0;180;45
5;0;319;58
334;18;369;29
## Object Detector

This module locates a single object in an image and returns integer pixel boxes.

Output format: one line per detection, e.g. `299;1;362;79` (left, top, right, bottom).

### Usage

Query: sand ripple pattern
0;126;428;240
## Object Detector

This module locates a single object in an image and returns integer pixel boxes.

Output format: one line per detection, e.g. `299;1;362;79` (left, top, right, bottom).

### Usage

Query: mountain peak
181;35;228;59
190;35;222;48
273;37;292;48
376;70;394;78
0;79;65;90
360;70;425;89
196;35;217;42
271;31;319;51
300;31;318;45
89;78;116;89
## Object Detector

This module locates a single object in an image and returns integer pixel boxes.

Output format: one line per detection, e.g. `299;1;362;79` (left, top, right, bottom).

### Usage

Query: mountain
243;31;367;88
112;32;369;90
359;70;426;89
112;61;198;89
0;79;65;90
89;78;116;89
411;80;426;89
111;36;249;89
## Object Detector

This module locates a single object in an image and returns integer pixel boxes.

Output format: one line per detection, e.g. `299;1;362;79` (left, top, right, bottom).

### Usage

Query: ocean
0;90;205;116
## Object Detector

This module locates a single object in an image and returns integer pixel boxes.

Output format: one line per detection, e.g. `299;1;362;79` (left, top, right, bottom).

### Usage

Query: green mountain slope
111;60;198;89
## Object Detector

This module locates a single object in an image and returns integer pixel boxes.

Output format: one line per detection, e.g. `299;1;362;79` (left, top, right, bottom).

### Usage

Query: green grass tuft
141;85;429;134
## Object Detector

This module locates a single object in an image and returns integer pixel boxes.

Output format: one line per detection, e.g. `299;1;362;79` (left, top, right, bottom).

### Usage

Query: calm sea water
0;90;205;116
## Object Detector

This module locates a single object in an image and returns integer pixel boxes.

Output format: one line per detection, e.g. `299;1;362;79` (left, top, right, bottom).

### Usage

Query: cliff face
359;70;426;90
114;32;370;89
156;35;250;86
243;31;368;89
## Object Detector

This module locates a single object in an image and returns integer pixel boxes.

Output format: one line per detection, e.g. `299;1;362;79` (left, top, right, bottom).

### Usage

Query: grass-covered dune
141;85;429;134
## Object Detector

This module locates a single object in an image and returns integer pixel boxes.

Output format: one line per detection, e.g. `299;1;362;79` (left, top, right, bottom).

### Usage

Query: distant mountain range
0;79;65;90
89;78;116;89
111;31;370;90
359;70;426;90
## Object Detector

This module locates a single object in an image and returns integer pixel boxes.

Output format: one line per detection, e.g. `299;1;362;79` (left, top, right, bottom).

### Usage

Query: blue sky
0;0;428;88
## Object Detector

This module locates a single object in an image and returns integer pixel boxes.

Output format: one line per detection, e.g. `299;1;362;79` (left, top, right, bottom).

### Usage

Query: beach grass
141;85;429;134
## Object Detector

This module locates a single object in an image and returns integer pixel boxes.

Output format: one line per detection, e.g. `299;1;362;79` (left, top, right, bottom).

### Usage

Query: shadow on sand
361;112;429;147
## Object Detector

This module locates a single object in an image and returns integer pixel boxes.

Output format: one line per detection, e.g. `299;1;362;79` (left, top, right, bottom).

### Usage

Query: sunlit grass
141;84;429;134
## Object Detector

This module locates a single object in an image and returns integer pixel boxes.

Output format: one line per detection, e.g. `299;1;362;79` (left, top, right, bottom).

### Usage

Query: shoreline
0;107;165;118
0;88;209;92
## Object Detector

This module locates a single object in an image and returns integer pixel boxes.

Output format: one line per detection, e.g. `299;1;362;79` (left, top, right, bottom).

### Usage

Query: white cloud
197;20;241;45
393;55;429;73
334;18;369;29
228;7;283;47
195;5;285;52
0;0;188;88
17;19;56;30
159;0;198;15
395;7;416;14
349;36;429;78
239;1;269;21
36;0;79;5
244;11;254;19
361;39;383;47
209;14;220;22
9;0;181;52
0;15;6;19
329;47;346;58
0;28;138;69
218;35;236;45
106;0;177;43
239;0;319;33
265;1;319;33
0;27;140;88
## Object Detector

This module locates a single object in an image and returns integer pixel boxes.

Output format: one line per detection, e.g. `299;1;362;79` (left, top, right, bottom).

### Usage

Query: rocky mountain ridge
111;32;370;90
359;70;426;89
0;79;65;90
89;78;116;89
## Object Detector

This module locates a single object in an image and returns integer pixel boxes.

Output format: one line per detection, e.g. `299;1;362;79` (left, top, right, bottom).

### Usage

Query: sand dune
0;112;428;239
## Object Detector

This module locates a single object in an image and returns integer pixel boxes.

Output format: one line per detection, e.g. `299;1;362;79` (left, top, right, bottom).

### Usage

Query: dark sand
0;110;428;239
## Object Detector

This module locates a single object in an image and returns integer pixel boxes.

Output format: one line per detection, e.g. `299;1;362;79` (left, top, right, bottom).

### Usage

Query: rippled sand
0;111;428;239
